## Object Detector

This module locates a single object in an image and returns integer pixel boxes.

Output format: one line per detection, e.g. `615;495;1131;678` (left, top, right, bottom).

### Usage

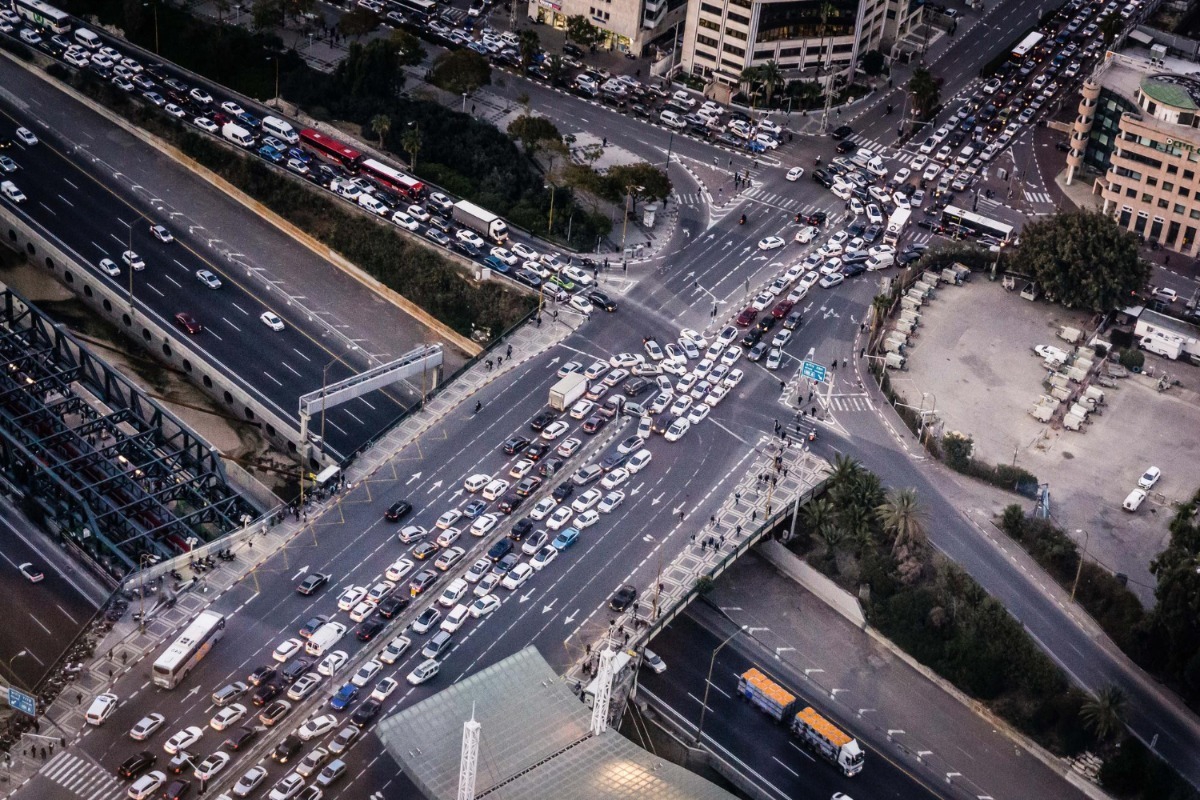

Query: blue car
461;499;488;519
258;144;284;164
552;527;580;551
237;111;262;130
286;147;311;164
482;255;510;274
330;683;358;711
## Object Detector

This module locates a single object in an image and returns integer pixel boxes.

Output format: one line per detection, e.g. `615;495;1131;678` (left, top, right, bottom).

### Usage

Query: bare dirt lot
889;277;1200;605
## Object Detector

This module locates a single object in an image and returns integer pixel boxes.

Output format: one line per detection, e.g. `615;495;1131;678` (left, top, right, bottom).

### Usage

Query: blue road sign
801;360;828;383
8;687;36;716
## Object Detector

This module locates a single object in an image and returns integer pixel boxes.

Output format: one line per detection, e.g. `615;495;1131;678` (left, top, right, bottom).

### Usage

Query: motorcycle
739;214;747;225
814;155;822;165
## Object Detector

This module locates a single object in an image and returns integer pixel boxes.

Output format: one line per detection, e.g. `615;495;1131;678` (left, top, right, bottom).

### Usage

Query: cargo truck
453;200;509;244
737;667;865;776
548;373;588;411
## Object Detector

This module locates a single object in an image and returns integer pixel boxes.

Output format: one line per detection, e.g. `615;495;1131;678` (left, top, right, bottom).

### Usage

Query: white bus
391;0;436;20
13;0;72;34
941;204;1014;242
152;610;226;689
884;208;911;246
1011;31;1044;61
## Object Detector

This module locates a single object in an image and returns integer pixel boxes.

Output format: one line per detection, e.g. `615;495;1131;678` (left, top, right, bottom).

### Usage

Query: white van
261;115;298;144
74;28;101;50
851;148;874;167
659;110;686;130
331;178;361;201
357;194;387;216
221;122;255;148
1;181;27;203
85;692;119;725
1122;488;1147;512
866;253;895;271
865;156;888;177
305;621;347;657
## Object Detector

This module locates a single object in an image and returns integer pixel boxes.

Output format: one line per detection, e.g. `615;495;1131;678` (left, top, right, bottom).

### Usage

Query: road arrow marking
683;229;692;238
184;685;201;699
672;503;685;516
519;590;535;603
650;492;665;506
548;356;561;364
292;566;309;580
427;480;443;494
704;233;716;242
452;489;464;499
630;482;644;496
407;472;422;485
564;610;578;624
541;599;557;614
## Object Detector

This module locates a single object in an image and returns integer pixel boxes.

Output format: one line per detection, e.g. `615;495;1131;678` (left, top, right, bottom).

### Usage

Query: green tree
338;7;378;38
389;29;426;66
519;29;541;70
565;15;604;48
370;114;391;147
1080;685;1128;742
1016;210;1146;312
334;39;408;104
817;524;846;572
827;453;863;493
877;488;926;557
758;60;783;105
739;65;763;104
907;67;940;121
603;162;672;206
429;49;492;96
803;497;835;537
250;0;277;30
544;54;568;86
507;114;562;155
400;122;422;170
861;49;886;77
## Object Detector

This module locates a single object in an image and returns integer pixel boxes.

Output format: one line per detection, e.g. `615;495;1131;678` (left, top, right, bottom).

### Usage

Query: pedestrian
40;748;46;760
623;262;628;273
602;137;607;147
841;358;846;368
783;468;788;478
710;514;716;525
736;524;742;536
719;535;724;547
1165;255;1171;266
49;745;53;756
485;358;493;370
623;631;630;644
752;510;757;521
497;356;503;366
121;652;127;664
471;103;476;114
860;347;866;358
735;492;741;504
690;533;696;542
76;692;82;705
586;643;592;656
860;322;866;332
779;380;786;390
536;316;542;328
773;418;779;430
679;510;685;521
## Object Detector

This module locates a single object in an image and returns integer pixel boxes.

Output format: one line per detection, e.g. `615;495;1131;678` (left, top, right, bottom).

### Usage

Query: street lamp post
268;56;280;108
695;626;745;745
462;92;468;112
1071;528;1090;601
126;221;135;317
137;553;155;633
546;182;556;233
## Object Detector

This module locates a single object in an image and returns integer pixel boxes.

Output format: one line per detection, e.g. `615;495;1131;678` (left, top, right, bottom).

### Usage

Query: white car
367;583;396;606
407;659;440;685
529;497;557;521
644;338;665;361
572;488;602;513
371;677;399;702
434;527;462;548
601;468;629;490
785;166;805;181
272;637;304;663
794;226;818;244
687;403;711;424
522;530;549;556
1138;466;1161;489
220;101;245;116
317;650;349;677
391;210;420;230
911;154;929;171
758;236;786;251
463;473;491;493
386;557;414;581
501;562;534;590
569;295;594;315
150;224;173;243
608;352;645;369
643;648;667;674
541;420;570;440
923;162;941;181
350;659;383;687
296;714;338;742
122;250;146;270
511;460;533;481
511;242;539;261
481;479;509;501
819;273;845;289
751;292;773;311
128;771;167;800
546;506;573;531
260;311;285;331
163;726;203;755
337;586;367;611
130;713;166;741
664;417;691;442
379;636;411;665
569;399;596;420
193;116;219;133
490;247;518;266
348;601;377;623
232;766;267;798
268;773;305;800
474;573;501;597
574;509;600;529
440;603;470;633
529;545;558;571
435;509;464;529
210;703;247;731
470;594;502;617
470;513;500;537
194;751;232;781
15;127;37;146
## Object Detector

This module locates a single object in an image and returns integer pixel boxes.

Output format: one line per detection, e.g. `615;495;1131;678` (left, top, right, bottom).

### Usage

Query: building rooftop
1140;74;1200;111
374;646;740;800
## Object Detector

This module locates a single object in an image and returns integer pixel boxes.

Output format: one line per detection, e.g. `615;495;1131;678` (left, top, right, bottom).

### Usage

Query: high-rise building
1068;49;1200;256
527;0;689;58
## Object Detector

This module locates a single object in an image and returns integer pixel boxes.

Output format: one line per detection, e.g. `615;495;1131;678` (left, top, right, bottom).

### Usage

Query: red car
771;300;795;319
174;312;202;334
735;307;757;327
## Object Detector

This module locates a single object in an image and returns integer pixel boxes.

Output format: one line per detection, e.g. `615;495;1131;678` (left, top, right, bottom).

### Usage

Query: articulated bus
361;158;426;201
13;0;72;33
152;610;226;689
1011;31;1044;61
299;128;364;171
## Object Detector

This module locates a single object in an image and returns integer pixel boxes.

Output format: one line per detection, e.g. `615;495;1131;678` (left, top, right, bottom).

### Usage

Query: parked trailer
548;373;588;411
737;668;865;776
452;200;509;244
885;352;906;369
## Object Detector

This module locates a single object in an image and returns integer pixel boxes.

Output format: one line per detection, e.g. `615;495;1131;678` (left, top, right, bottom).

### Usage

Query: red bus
299;128;363;171
361;158;427;201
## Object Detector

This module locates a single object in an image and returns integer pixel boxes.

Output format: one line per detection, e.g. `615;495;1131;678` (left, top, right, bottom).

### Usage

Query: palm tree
759;60;783;106
803;497;835;536
907;67;940;121
838;504;874;553
817;524;846;572
826;453;861;493
544;55;568;87
519;29;541;71
370;114;391;148
400;122;422;171
1080;685;1128;742
740;65;764;105
877;488;926;556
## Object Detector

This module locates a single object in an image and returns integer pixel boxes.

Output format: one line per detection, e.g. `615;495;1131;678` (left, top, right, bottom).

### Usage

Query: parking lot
891;278;1200;604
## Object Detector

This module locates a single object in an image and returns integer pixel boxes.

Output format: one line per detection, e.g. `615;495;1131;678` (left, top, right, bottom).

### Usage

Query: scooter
739;214;747;225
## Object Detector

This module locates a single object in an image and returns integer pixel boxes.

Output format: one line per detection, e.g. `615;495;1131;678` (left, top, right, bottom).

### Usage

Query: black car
783;311;804;331
487;539;514;562
223;726;259;752
296;572;330;596
248;666;277;687
741;328;763;348
497;494;525;514
281;656;315;684
748;341;769;362
538;457;565;477
252;681;281;706
501;436;530;455
351;699;382;727
803;210;828;226
409;569;439;596
897;250;924;266
163;779;191;800
525;442;551;461
552;483;574;502
623;377;651;397
514;476;542;497
118;751;157;779
492;553;520;574
863;225;883;243
846;219;866;236
453;240;481;258
756;315;778;334
811;169;835;188
842;251;868;265
515;267;543;287
357;618;386;642
563;42;585;58
588;290;617;311
610;583;638;611
529;410;557;431
835;138;857;154
385;500;413;522
272;734;303;763
831;125;853;139
377;595;411;618
600;450;630;472
843;262;867;277
508;518;534;541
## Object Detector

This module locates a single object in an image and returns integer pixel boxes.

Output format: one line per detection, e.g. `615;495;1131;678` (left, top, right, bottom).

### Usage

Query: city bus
13;0;72;33
361;158;427;200
152;610;226;689
940;205;1014;242
299;128;364;172
391;0;436;20
884;207;911;246
1011;31;1044;61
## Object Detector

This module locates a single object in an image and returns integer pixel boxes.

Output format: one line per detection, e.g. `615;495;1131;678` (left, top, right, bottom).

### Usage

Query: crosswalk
740;186;848;224
844;133;895;161
1024;190;1053;204
828;393;873;413
41;751;124;800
